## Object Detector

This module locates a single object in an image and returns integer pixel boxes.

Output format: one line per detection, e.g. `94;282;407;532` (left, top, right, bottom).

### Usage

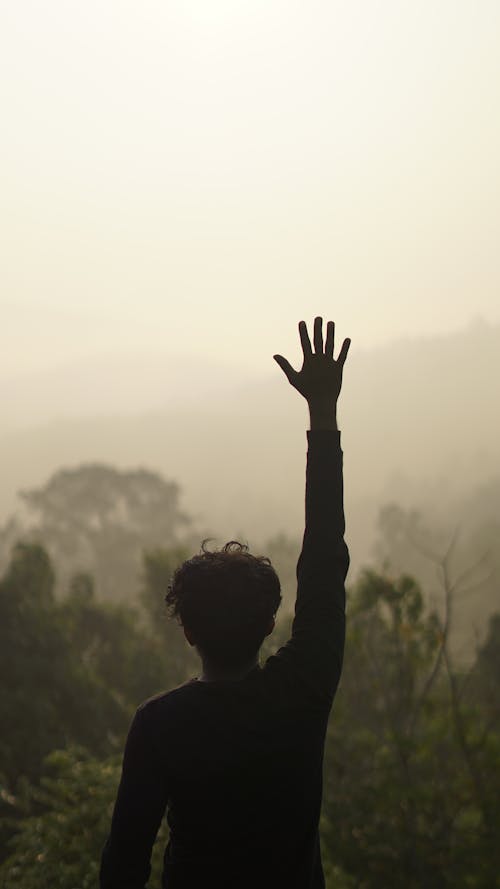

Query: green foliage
260;533;300;612
13;464;189;601
0;748;168;889
1;529;498;888
0;541;197;793
0;545;126;791
140;546;199;686
322;570;500;888
472;612;500;711
60;571;169;710
0;541;198;864
2;542;55;608
0;539;198;878
375;501;499;660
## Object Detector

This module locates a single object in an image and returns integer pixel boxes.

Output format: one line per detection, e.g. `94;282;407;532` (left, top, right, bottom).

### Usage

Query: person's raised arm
273;317;350;703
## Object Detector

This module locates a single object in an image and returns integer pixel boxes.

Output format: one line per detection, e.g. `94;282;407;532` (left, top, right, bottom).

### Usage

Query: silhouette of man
100;316;351;889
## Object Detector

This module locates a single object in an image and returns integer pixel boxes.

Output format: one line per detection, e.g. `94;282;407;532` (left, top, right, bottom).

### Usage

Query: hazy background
2;8;500;882
2;1;499;613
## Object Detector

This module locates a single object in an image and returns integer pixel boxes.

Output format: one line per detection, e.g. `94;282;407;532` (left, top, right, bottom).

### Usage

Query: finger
313;316;323;354
325;321;334;358
273;354;297;383
337;338;351;367
299;320;313;360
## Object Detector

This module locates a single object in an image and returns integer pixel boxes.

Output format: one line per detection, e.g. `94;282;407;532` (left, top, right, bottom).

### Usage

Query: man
100;316;350;888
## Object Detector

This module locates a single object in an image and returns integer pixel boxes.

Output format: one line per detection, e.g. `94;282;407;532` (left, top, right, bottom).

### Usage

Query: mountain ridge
1;319;499;576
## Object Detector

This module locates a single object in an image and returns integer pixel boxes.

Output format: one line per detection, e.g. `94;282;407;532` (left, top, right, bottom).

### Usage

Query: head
166;540;282;672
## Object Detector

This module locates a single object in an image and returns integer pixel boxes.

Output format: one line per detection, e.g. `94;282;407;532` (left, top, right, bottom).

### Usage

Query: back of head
166;541;282;670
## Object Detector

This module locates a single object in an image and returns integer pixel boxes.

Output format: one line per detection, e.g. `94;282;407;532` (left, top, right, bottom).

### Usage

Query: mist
1;319;498;620
1;2;499;885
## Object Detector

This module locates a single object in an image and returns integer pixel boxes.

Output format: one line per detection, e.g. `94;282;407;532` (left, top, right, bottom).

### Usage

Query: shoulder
129;681;201;757
136;680;200;718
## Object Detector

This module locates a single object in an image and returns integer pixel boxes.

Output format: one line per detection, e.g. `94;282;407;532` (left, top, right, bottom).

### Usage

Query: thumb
273;354;296;384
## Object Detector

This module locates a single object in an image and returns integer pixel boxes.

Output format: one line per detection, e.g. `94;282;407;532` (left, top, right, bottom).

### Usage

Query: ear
265;617;275;637
183;626;196;647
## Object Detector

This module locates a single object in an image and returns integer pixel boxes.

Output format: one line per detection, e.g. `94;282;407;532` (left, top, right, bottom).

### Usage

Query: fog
1;0;499;656
2;5;500;884
1;318;499;571
2;1;500;377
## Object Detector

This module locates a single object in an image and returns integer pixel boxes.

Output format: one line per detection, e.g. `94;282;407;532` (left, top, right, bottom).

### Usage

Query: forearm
298;430;347;573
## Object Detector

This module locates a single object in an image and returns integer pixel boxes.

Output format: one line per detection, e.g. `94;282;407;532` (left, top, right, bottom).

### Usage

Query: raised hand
273;317;350;407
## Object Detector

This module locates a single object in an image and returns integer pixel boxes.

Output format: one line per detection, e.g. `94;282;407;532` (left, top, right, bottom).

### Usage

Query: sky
2;0;500;380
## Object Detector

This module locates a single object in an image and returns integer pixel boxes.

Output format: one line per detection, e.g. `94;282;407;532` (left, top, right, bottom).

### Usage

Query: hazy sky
2;0;500;378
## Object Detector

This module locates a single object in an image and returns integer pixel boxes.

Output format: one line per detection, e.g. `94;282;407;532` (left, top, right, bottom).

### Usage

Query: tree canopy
1;464;190;601
0;533;498;888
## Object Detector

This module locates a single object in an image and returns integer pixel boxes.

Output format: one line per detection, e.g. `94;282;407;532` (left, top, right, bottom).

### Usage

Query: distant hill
1;319;499;583
0;352;259;428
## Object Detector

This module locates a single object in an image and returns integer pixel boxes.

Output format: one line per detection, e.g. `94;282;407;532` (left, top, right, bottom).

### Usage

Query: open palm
274;317;350;404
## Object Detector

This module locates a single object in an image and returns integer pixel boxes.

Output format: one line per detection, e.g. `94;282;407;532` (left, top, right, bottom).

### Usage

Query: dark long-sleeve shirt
100;429;349;889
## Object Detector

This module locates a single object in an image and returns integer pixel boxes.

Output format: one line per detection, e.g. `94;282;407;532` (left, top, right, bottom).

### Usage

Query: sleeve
268;429;349;705
100;705;168;889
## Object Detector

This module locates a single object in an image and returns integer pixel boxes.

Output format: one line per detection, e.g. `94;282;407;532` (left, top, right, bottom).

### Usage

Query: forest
0;463;498;889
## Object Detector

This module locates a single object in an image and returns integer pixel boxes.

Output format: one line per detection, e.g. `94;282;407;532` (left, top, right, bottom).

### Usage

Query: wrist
308;401;338;431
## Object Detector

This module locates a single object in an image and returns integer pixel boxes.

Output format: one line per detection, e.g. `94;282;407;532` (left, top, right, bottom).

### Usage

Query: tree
140;547;198;686
375;496;499;659
321;568;500;889
0;545;127;790
260;532;300;614
0;539;203;794
10;464;190;601
0;540;203;865
60;570;173;710
0;545;133;862
0;748;168;889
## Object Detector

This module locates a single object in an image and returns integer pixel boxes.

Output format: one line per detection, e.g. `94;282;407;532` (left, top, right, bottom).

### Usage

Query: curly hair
166;540;282;669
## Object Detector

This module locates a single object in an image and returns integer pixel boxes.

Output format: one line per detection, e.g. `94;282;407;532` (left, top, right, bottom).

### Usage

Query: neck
200;656;259;683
